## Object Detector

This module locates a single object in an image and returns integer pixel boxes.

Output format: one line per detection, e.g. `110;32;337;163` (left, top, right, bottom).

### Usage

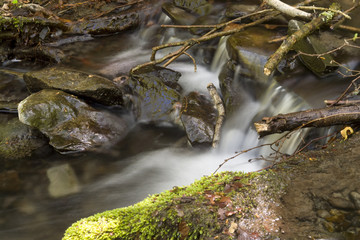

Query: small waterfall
83;32;312;212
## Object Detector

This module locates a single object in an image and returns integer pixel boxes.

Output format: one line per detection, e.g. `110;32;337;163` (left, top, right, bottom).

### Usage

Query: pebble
349;191;360;209
328;197;355;210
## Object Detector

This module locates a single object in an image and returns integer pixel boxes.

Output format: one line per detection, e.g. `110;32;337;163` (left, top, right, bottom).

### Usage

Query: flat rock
24;67;124;106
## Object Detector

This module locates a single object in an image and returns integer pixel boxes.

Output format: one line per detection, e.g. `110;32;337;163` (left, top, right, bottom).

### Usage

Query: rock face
23;67;124;106
129;65;182;124
0;118;48;159
18;89;128;153
180;92;217;147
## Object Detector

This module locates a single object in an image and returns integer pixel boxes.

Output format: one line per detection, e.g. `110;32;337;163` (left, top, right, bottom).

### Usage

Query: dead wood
254;104;360;137
263;4;339;76
207;83;225;148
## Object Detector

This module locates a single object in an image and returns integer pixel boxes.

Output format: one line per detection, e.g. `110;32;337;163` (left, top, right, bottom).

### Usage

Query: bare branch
264;0;312;19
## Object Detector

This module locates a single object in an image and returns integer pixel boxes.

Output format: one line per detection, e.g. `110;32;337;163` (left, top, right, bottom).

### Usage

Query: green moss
63;171;261;240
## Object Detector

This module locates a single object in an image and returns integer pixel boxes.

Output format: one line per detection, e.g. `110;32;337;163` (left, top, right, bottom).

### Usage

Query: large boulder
18;89;128;153
23;67;124;106
129;65;182;124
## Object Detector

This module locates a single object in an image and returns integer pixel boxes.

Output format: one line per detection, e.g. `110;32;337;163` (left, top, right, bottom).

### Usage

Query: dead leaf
179;220;190;240
340;126;354;140
229;221;238;234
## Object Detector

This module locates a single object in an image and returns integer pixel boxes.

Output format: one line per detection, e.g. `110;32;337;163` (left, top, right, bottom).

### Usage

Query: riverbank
63;131;360;239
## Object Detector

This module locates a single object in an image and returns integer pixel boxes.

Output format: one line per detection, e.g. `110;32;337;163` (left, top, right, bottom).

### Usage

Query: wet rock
162;2;197;25
173;0;211;16
288;20;338;77
180;91;217;147
0;170;22;193
69;13;139;35
0;118;48;159
47;163;80;198
23;67;124;106
129;65;182;123
0;69;28;107
218;60;253;116
18;89;128;153
227;27;281;83
225;3;258;20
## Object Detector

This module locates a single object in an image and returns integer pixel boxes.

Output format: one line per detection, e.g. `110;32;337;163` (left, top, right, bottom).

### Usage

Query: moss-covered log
63;171;284;240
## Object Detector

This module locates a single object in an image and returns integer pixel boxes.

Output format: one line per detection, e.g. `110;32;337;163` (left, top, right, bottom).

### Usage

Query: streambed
0;0;359;239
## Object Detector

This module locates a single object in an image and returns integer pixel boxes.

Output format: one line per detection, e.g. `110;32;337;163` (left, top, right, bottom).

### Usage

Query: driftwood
254;104;360;137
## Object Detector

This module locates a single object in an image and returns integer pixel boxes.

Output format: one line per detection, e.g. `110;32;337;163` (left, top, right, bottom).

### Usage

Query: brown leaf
179;220;190;240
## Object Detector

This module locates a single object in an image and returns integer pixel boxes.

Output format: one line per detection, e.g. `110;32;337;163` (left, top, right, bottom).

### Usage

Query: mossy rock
18;89;128;153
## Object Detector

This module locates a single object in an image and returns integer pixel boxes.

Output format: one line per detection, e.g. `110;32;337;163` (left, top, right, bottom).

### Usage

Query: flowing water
0;11;354;240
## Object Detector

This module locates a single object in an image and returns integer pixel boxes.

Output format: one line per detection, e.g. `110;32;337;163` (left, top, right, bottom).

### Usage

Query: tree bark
254;104;360;137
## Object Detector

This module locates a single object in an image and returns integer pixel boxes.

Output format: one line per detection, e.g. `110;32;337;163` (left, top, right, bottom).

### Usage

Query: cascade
0;12;313;240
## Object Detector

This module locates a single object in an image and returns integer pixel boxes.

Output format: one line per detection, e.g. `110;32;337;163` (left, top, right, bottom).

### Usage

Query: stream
0;5;355;240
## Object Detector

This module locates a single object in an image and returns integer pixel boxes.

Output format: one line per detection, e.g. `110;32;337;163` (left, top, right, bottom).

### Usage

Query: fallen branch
264;0;312;19
130;10;280;73
263;4;339;76
254;104;360;137
207;83;225;148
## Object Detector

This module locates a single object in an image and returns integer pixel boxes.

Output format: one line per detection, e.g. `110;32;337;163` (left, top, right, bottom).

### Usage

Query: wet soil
273;131;360;239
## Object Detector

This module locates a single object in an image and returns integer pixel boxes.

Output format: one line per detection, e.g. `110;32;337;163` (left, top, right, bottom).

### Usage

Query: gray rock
18;89;128;153
226;27;280;83
349;191;360;209
180;92;217;147
129;65;182;123
69;13;139;35
0;70;29;113
328;196;355;210
23;67;124;106
173;0;211;15
0;118;48;159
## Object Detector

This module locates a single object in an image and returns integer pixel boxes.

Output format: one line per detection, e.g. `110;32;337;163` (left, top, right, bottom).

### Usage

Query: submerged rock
180;92;217;147
18;89;128;153
129;65;182;124
0;118;48;160
47;163;80;198
0;170;22;193
23;67;124;106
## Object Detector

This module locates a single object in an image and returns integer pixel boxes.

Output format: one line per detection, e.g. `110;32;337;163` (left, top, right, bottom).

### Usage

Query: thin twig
298;6;351;19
